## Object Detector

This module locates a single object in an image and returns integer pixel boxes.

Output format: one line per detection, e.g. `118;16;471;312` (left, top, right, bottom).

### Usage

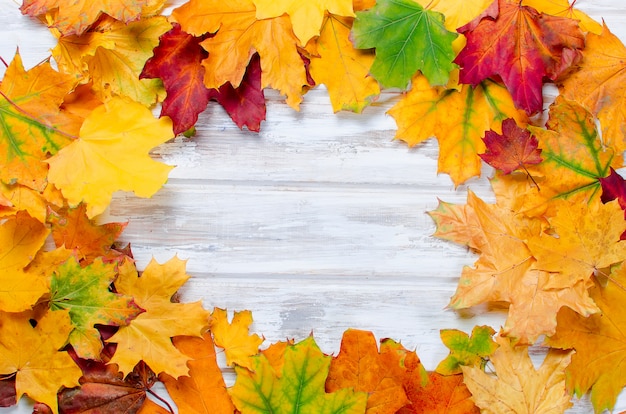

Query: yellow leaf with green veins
388;74;526;185
49;257;143;360
45;97;174;219
0;52;77;190
230;336;367;414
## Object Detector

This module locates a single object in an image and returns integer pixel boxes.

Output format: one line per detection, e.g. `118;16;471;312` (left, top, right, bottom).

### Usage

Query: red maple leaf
141;24;265;134
454;0;584;114
479;118;542;174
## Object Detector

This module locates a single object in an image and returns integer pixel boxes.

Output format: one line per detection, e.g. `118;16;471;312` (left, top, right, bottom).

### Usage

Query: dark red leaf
0;376;16;408
210;53;266;132
479;118;542;174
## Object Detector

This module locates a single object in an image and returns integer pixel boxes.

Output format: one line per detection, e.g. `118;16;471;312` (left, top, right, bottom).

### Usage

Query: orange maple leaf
172;0;309;109
326;329;409;413
399;373;479;414
160;332;235;414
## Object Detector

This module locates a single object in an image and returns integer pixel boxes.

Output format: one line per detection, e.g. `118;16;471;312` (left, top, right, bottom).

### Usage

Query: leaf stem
147;388;176;414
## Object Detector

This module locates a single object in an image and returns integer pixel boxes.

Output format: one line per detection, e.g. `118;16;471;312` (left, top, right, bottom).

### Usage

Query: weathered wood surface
2;1;626;412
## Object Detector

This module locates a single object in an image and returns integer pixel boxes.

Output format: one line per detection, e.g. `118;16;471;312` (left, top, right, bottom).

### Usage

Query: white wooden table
1;0;625;412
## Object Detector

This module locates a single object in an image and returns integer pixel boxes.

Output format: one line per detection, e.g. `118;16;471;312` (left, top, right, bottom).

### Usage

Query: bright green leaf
436;325;498;375
50;257;143;360
351;0;457;88
230;336;367;414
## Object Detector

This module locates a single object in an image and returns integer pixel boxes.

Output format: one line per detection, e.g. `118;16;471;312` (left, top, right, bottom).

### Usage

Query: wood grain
1;1;625;412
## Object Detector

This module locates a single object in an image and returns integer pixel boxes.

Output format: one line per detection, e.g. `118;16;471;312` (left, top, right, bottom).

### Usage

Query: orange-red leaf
455;0;584;114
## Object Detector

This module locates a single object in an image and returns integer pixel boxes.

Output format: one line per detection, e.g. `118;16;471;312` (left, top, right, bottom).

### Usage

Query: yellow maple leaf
172;0;309;110
52;16;170;106
521;0;602;34
0;212;50;312
107;257;210;378
253;0;354;45
546;265;626;413
210;307;264;370
388;74;527;185
309;14;379;113
462;335;573;414
559;25;626;154
0;309;82;413
45;97;174;218
527;198;626;289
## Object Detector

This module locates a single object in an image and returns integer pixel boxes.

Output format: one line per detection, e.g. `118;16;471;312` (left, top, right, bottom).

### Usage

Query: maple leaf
172;0;308;110
0;211;50;312
546;264;626;413
0;179;64;224
52;15;171;106
0;377;16;408
210;307;264;370
253;0;354;45
389;74;527;185
455;0;585;114
436;325;498;375
431;192;600;344
45;97;174;219
107;257;210;378
20;0;154;36
527;198;626;289
493;97;622;217
48;203;128;263
230;335;367;413
141;25;266;134
559;25;626;154
521;0;602;34
351;0;458;88
399;372;479;414
159;332;235;414
308;14;379;113
326;329;409;413
0;309;82;413
49;257;144;360
0;52;77;190
462;335;573;414
479;118;542;174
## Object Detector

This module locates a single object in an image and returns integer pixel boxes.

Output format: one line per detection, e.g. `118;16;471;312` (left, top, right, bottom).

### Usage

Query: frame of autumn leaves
1;0;626;412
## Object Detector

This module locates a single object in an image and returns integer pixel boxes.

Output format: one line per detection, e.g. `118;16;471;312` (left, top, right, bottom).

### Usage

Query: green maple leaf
50;257;143;360
351;0;457;89
230;335;367;413
436;325;499;375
